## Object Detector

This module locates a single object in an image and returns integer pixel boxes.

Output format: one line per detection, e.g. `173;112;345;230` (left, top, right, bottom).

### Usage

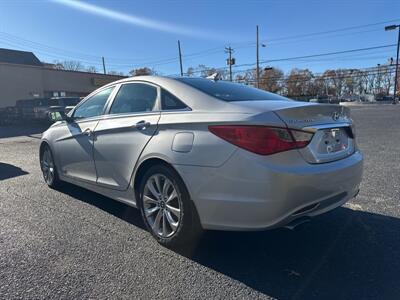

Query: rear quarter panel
138;110;286;167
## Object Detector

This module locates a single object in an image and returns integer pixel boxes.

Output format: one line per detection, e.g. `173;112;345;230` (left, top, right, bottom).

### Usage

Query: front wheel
40;145;62;189
138;164;202;250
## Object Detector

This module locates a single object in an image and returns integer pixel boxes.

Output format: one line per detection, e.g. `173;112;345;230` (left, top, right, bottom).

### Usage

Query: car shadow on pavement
191;207;400;300
56;183;146;230
0;162;29;180
52;183;400;299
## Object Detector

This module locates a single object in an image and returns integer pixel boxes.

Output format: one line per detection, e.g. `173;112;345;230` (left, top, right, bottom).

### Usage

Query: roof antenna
206;72;221;81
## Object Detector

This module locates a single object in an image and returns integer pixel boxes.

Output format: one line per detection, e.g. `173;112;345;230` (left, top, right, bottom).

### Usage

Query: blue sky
0;0;399;76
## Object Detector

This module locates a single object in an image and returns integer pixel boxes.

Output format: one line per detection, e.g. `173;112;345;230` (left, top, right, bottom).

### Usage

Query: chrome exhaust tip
284;216;312;230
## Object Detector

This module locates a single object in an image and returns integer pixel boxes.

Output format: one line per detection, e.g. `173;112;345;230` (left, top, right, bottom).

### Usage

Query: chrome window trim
105;81;161;115
70;85;116;121
100;110;161;121
160;88;191;111
99;78;192;111
160;107;192;114
68;79;192;123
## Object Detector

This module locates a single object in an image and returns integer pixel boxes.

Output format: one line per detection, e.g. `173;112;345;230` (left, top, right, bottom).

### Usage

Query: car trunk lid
273;103;355;163
229;100;355;163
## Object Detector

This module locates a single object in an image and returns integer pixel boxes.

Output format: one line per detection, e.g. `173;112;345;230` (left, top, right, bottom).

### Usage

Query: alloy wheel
41;148;55;185
142;174;182;238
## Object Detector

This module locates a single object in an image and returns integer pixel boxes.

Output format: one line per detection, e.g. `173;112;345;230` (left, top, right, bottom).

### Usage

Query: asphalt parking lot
0;105;399;299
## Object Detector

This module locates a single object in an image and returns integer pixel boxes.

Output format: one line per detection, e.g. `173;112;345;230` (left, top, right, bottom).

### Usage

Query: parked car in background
34;97;81;121
40;76;363;249
0;106;20;125
382;95;394;102
16;98;50;120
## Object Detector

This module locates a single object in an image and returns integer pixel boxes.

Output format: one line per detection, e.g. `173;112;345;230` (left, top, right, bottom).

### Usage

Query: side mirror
65;115;74;123
47;111;73;123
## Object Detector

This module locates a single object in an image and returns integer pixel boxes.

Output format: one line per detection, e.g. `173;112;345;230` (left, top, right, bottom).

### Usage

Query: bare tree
186;67;195;77
51;61;65;70
196;64;216;77
286;69;314;97
366;71;376;94
235;69;256;85
86;66;98;73
343;69;358;95
189;64;227;80
352;70;367;95
382;67;395;95
129;67;154;76
53;60;84;71
259;67;284;93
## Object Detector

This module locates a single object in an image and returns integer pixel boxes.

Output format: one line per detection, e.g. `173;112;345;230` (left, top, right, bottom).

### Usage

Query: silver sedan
40;76;363;248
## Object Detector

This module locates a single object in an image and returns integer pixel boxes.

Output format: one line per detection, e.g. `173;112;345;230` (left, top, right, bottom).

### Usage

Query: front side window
110;83;157;114
161;89;188;110
74;87;114;119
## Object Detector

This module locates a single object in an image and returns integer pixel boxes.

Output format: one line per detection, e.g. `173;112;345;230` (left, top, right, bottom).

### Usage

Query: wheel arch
39;140;61;177
39;140;50;159
134;157;179;192
133;156;204;235
132;157;195;207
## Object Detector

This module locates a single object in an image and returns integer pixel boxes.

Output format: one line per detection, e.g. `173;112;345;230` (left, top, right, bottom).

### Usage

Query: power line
1;18;399;70
246;44;397;67
169;44;397;76
234;65;396;85
206;18;400;52
260;18;400;44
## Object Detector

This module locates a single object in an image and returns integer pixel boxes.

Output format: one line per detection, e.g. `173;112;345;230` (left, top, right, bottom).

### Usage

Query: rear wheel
40;145;62;189
138;164;202;250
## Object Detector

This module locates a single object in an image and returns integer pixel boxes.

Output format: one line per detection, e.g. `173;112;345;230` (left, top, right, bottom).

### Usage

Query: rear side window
161;89;188;110
110;83;157;114
176;78;290;102
74;87;114;119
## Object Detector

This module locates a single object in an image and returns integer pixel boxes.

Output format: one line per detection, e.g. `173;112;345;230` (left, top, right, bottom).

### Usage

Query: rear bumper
174;150;363;231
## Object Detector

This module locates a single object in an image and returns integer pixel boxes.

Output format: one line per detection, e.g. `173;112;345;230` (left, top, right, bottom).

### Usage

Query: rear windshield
176;78;290;102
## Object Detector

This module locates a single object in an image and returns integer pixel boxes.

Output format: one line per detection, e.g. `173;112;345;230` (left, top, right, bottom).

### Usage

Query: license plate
322;128;348;153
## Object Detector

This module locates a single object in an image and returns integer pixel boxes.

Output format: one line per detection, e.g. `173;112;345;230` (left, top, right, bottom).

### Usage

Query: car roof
100;76;236;112
98;75;288;114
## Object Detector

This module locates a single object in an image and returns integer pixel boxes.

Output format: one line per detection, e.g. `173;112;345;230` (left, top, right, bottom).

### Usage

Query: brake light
208;125;313;155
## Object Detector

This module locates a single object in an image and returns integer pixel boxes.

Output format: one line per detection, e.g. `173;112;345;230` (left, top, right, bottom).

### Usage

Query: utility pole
395;27;400;104
178;40;183;76
256;25;260;88
256;26;267;88
377;63;381;95
385;24;400;104
225;46;235;81
102;56;106;74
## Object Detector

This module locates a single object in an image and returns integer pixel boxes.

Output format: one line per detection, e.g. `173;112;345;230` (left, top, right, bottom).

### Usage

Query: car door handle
134;120;151;130
82;128;92;136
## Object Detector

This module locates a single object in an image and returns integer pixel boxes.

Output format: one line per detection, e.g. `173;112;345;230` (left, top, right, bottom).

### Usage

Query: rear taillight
208;125;313;155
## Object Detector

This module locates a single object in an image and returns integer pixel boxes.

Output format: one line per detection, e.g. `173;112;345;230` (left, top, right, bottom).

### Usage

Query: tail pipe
284;216;312;230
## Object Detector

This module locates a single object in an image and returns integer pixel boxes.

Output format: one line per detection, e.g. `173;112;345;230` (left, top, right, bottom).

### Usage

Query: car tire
40;144;62;189
138;164;203;250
